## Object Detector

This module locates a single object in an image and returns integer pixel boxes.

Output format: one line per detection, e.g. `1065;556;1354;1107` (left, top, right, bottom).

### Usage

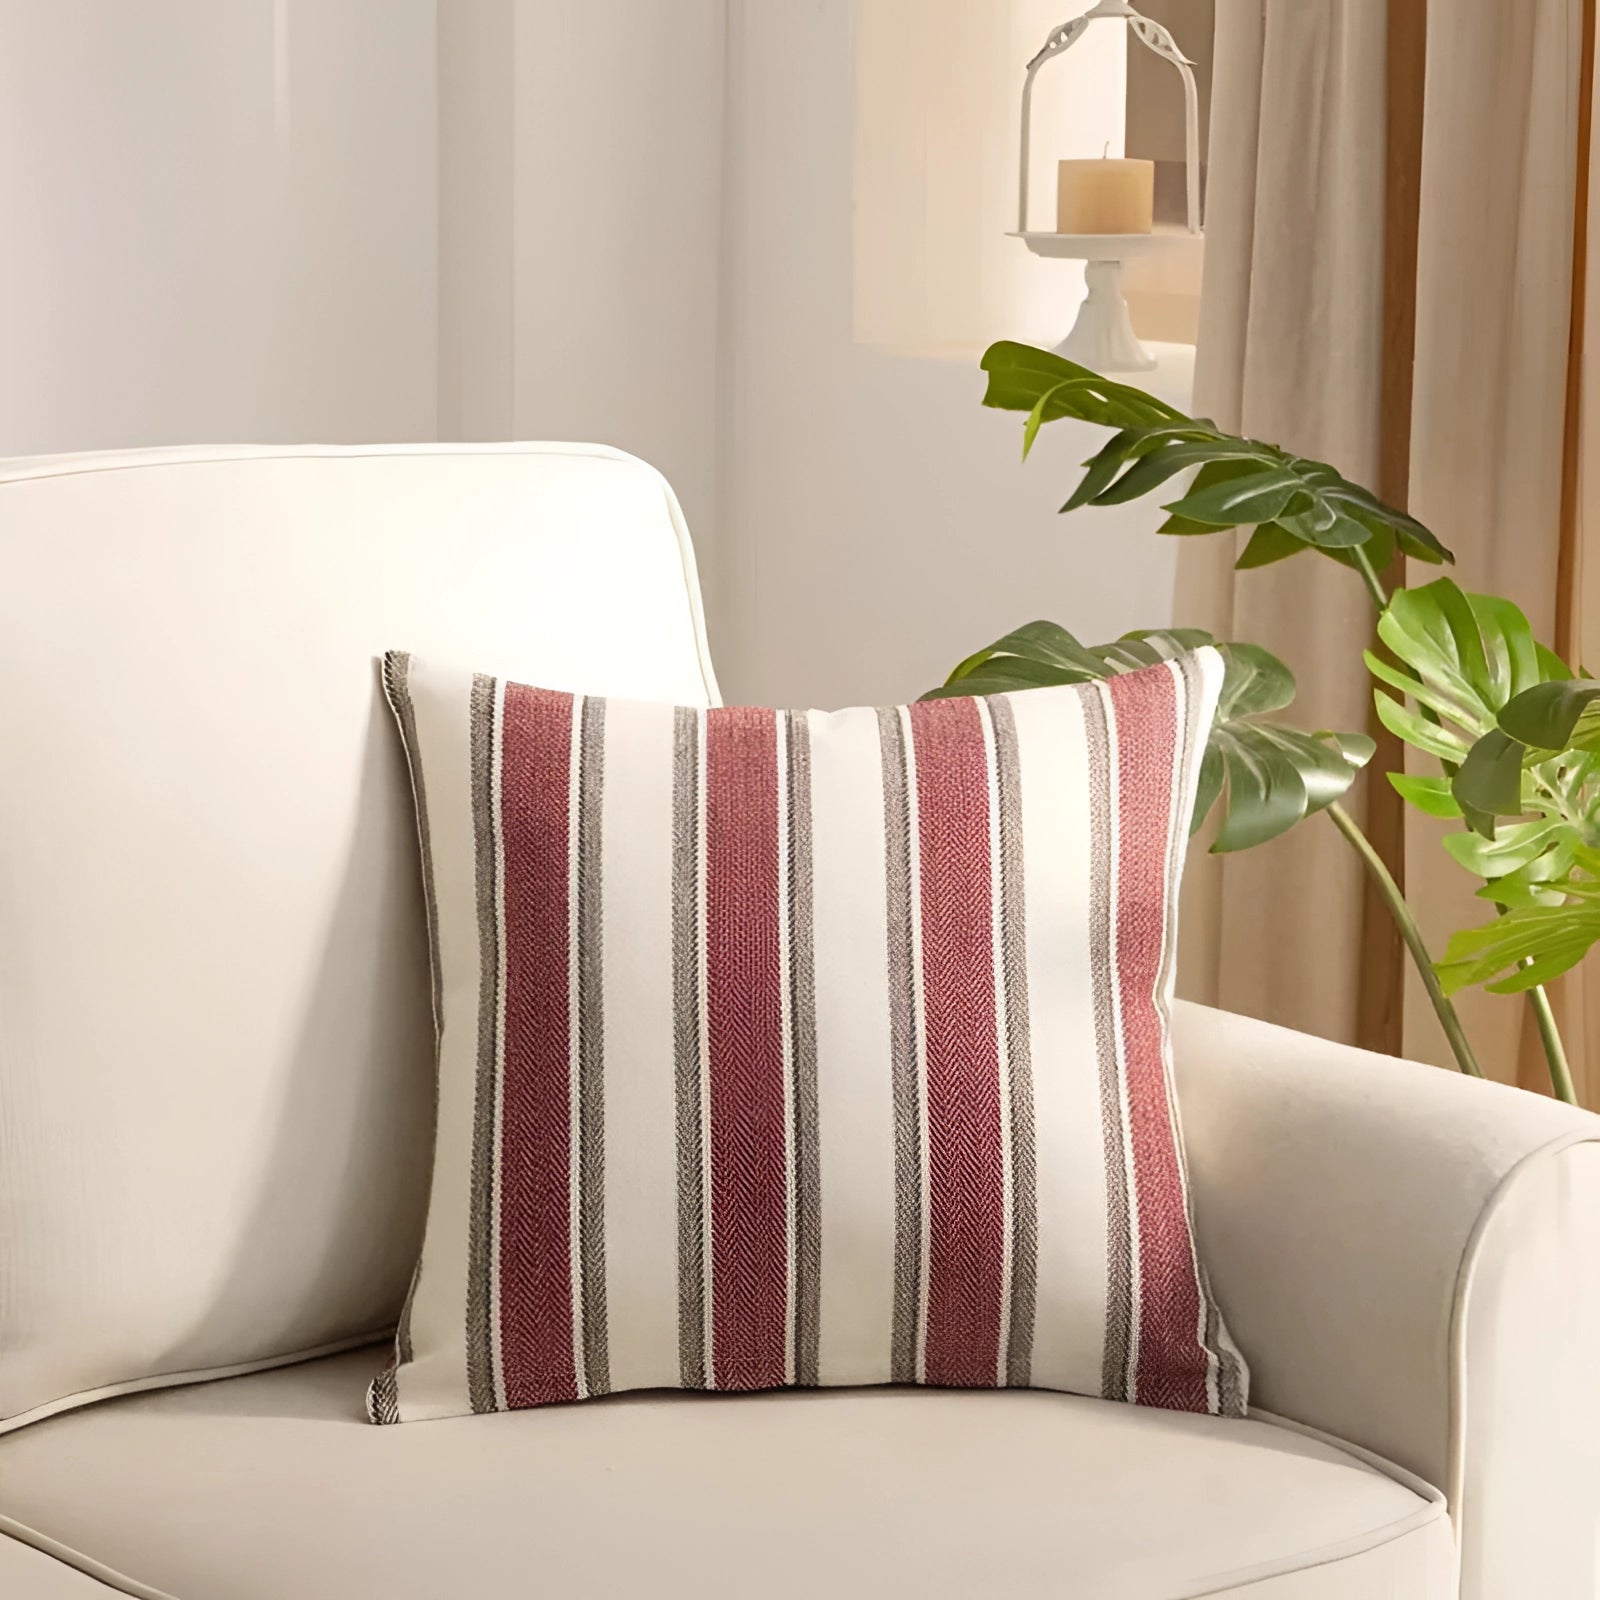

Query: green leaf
928;616;1364;861
1442;818;1570;878
1387;516;1453;566
1295;465;1452;564
1063;423;1215;509
1217;641;1295;718
1535;642;1575;683
1251;724;1373;815
1327;522;1396;576
1273;501;1372;549
1210;732;1310;852
979;343;1457;569
1388;772;1463;819
1475;837;1581;908
1497;680;1600;753
1438;903;1600;995
1099;627;1218;674
1322;729;1379;769
1235;523;1309;570
1467;592;1543;707
980;342;1184;429
1094;640;1169;672
1090;441;1271;508
1379;579;1493;709
1362;648;1488;735
941;620;1110;687
1157;512;1225;537
1021;383;1069;460
933;621;1224;701
1373;690;1472;764
1203;723;1366;852
1192;742;1224;835
1123;627;1217;651
1163;465;1309;527
1205;719;1370;853
1451;728;1528;835
921;658;1085;698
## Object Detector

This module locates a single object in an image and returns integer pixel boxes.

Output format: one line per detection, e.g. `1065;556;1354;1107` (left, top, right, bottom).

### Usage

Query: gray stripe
785;710;822;1387
577;696;611;1397
1167;655;1246;1417
366;1361;400;1426
465;672;503;1413
671;705;708;1390
379;650;441;1379
989;697;1038;1389
1085;683;1136;1404
878;706;923;1385
1202;1262;1246;1417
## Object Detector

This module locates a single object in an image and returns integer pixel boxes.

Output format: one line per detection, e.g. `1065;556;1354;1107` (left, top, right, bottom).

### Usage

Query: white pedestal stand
1012;4;1205;374
1061;260;1151;371
1011;230;1200;374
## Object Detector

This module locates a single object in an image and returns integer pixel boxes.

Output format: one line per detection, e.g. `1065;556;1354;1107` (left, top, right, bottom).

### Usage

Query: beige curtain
1181;0;1598;1101
1179;0;1391;1047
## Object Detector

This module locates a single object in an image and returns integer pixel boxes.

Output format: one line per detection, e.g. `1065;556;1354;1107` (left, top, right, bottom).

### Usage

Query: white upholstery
0;444;719;1435
0;1534;118;1597
1176;1002;1600;1600
0;1345;1454;1600
0;441;1595;1598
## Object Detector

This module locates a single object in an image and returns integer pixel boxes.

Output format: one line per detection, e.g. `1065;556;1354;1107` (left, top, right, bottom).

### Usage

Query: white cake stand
1013;4;1205;374
1012;231;1200;373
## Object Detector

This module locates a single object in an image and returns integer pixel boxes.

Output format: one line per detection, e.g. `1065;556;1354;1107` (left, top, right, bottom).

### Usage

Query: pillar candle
1056;157;1154;234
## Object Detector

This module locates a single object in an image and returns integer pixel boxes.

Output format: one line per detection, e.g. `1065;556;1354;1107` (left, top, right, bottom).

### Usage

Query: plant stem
1325;800;1484;1077
1349;543;1394;613
1527;982;1578;1104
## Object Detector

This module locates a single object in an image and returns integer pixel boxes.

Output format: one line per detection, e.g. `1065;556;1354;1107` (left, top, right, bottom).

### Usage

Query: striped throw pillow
369;648;1246;1424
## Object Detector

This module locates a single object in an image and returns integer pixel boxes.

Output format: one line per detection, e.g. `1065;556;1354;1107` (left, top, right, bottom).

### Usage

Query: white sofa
0;443;1595;1600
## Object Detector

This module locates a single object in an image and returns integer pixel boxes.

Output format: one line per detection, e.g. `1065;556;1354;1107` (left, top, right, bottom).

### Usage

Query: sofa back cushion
0;443;719;1434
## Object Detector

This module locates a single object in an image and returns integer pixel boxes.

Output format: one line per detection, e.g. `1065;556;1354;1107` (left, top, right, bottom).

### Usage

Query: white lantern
1014;0;1202;371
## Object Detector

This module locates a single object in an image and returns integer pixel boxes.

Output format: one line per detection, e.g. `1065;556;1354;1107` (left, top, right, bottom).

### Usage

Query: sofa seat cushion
0;1347;1452;1600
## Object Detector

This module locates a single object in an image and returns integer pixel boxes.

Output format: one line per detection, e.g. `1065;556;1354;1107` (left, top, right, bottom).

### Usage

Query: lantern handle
1017;0;1202;236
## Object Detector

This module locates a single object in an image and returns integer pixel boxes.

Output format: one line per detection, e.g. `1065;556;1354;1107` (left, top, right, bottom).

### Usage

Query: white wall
854;0;1128;354
0;1;438;454
717;0;1187;710
437;0;728;617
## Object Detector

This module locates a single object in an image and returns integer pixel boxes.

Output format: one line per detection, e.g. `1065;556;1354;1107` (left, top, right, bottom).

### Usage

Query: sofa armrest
1173;1000;1600;1599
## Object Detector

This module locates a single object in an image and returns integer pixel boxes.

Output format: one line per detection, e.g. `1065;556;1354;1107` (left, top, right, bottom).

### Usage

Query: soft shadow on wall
0;1;438;454
716;0;1205;711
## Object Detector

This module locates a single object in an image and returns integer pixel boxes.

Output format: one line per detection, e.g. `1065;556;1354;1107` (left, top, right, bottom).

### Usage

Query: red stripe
496;683;579;1408
1107;666;1210;1413
909;698;1005;1389
705;706;789;1390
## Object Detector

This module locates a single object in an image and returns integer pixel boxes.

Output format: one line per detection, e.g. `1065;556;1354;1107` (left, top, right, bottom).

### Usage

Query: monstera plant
939;340;1596;1102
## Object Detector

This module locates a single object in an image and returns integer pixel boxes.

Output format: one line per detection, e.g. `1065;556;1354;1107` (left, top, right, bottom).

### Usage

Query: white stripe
898;702;931;1384
595;696;681;1394
566;695;588;1400
976;698;1015;1387
1163;658;1225;1411
1099;680;1142;1400
488;678;511;1415
386;660;484;1420
1007;686;1108;1398
696;710;715;1386
812;705;897;1387
775;712;798;1386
